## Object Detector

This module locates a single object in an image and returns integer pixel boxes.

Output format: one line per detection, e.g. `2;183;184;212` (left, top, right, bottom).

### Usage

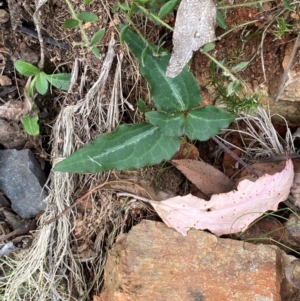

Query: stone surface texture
99;220;296;301
0;149;47;218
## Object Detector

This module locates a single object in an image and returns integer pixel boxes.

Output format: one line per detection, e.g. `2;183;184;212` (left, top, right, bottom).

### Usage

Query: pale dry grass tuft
2;31;143;300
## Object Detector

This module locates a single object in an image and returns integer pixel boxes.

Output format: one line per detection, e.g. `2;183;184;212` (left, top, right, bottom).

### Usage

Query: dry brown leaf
172;159;235;196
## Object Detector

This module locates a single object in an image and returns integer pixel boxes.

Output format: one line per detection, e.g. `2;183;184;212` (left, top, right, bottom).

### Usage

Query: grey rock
0;149;47;218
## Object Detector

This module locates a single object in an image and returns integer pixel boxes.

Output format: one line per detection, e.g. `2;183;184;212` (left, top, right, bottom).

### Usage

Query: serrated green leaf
120;25;201;112
184;106;234;141
55;123;180;173
158;0;178;19
14;60;39;76
21;115;40;136
120;24;130;45
216;11;227;29
90;29;105;46
77;12;98;22
45;73;71;90
146;111;185;136
137;99;149;113
232;61;249;72
84;0;94;4
63;19;79;28
35;72;48;95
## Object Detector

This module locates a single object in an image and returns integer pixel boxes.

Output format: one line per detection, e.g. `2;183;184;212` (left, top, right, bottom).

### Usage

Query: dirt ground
1;0;300;299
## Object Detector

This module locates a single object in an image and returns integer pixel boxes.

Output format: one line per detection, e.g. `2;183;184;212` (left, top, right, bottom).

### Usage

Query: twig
275;34;300;101
212;136;259;178
33;1;46;69
16;25;71;50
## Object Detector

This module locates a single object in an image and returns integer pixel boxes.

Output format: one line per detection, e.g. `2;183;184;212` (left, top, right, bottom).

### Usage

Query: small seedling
54;27;234;173
273;17;292;39
14;60;71;135
63;0;105;57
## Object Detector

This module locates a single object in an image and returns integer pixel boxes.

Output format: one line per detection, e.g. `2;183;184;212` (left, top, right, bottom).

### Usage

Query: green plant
54;27;234;173
273;17;292;39
63;0;105;57
208;62;260;115
14;60;71;135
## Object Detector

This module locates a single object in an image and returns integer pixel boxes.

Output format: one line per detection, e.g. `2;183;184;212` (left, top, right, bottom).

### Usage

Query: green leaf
54;123;180;173
146;111;185;136
137;99;149;113
21;115;40;136
84;0;94;4
158;0;178;19
91;46;101;58
14;60;39;76
90;29;105;46
35;72;48;95
216;11;227;29
77;12;98;22
202;42;215;53
184;106;234;141
282;0;294;11
45;73;71;90
227;80;242;96
120;25;201;112
63;19;79;28
28;79;36;98
120;24;130;45
231;61;249;72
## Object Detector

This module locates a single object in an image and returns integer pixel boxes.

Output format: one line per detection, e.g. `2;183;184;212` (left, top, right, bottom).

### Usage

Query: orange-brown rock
99;220;295;301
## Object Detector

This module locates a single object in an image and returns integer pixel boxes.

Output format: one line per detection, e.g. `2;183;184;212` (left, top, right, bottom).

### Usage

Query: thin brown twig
43;180;152;225
212;136;259;178
275;34;300;101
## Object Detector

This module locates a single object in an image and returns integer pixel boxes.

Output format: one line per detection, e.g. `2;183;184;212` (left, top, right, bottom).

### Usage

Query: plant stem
64;0;90;45
135;4;173;31
212;136;259;178
202;51;240;82
217;0;275;9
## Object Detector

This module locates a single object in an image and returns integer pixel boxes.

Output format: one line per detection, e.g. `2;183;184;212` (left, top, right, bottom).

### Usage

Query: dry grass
1;5;151;298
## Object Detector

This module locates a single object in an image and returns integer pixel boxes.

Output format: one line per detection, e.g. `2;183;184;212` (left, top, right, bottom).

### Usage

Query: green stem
135;4;173;31
64;0;90;45
217;0;275;9
217;20;258;40
202;51;239;82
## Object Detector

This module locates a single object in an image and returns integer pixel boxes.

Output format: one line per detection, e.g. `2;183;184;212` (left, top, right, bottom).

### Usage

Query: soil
0;0;299;299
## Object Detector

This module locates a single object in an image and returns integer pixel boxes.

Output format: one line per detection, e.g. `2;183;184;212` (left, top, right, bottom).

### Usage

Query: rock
0;75;12;86
0;9;9;24
99;220;297;301
0;118;27;149
0;149;47;219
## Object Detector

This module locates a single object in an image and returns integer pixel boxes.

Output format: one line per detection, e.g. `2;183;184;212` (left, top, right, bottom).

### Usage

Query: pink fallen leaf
149;160;294;236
